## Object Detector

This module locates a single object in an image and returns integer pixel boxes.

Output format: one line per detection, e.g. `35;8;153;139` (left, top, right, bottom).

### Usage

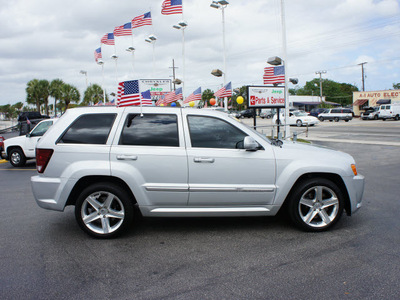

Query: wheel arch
281;172;351;216
6;145;25;157
66;175;137;207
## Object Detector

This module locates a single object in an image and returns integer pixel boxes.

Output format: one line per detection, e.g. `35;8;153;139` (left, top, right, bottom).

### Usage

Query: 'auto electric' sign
247;86;285;108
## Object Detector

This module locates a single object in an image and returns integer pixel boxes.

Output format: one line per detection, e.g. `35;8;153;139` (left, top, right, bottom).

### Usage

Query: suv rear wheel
75;182;134;238
9;148;26;167
288;178;344;232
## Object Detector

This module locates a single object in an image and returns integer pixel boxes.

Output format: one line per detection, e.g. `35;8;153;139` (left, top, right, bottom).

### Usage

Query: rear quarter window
58;113;116;144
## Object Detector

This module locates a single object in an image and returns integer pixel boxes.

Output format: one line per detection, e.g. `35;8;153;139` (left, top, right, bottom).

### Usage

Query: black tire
75;182;134;238
374;115;378;120
345;119;349;122
9;148;26;167
318;117;324;122
395;115;399;121
287;178;344;232
334;117;339;122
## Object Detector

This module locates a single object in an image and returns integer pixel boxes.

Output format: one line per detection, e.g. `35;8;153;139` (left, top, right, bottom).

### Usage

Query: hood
4;135;26;148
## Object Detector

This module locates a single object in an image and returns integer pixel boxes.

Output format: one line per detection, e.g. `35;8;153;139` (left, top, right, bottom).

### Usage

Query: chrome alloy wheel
10;151;21;165
80;191;125;235
298;186;339;228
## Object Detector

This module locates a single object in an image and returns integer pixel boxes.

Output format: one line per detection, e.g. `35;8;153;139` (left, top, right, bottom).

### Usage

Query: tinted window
331;109;340;113
120;114;179;147
188;115;247;149
59;114;116;144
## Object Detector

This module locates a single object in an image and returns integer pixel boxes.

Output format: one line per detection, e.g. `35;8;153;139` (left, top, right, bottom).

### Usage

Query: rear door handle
116;155;138;161
194;157;215;163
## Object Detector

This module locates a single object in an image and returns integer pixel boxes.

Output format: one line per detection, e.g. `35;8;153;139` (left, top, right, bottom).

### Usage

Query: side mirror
26;133;31;138
243;136;259;151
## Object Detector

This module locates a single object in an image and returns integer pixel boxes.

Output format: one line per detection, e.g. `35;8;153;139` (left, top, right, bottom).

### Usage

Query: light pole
145;34;157;77
210;0;229;111
173;21;188;102
315;70;327;103
97;60;106;103
126;47;136;76
79;70;88;89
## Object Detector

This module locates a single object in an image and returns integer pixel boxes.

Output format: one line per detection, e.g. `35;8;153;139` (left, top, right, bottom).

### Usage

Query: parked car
318;108;353;122
272;110;319;127
361;107;380;120
260;109;274;119
1;119;57;167
228;110;241;118
31;106;364;238
379;103;400;121
239;109;254;118
0;136;5;155
309;108;328;117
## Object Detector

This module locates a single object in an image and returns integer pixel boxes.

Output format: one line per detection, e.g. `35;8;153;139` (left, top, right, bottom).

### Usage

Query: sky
1;0;400;106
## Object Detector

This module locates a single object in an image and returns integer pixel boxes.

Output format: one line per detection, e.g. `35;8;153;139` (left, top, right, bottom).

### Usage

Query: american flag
114;23;132;37
214;82;232;98
132;12;152;28
263;66;285;84
141;90;153;106
164;88;183;104
117;80;141;107
183;87;202;104
155;95;166;106
94;47;102;62
161;0;182;15
101;33;115;45
105;99;115;106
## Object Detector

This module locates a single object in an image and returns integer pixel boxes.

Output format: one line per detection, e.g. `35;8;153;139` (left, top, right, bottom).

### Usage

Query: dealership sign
247;86;285;108
140;79;172;100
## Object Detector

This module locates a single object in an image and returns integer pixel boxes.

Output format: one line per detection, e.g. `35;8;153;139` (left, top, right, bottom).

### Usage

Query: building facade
353;89;400;116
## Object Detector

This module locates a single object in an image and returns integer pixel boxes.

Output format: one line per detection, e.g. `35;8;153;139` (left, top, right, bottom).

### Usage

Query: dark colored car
309;108;328;117
239;109;255;118
0;136;4;155
17;111;50;135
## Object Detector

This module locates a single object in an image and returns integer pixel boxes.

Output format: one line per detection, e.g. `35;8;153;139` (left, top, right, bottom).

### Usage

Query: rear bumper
31;175;76;211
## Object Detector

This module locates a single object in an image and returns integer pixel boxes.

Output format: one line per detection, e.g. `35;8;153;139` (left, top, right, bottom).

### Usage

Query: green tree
61;84;80;111
50;79;64;116
294;78;358;106
26;79;42;112
38;79;50;115
393;83;400;90
201;89;214;107
82;84;107;106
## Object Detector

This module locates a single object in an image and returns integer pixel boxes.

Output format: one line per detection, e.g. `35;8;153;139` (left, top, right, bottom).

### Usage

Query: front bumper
343;174;365;214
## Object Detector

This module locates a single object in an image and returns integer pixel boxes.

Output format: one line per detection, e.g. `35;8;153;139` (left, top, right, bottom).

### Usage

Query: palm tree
26;79;42;112
50;79;64;116
82;84;107;106
38;79;50;115
61;84;80;112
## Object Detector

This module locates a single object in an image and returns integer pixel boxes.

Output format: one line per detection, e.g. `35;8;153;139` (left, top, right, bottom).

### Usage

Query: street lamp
315;70;327;103
145;35;157;77
210;0;229;111
173;21;188;101
126;47;136;76
111;54;119;93
79;70;88;89
96;60;106;103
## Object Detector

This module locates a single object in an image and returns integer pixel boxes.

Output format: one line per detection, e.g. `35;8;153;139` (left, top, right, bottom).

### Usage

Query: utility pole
358;62;367;91
315;70;327;103
169;59;179;90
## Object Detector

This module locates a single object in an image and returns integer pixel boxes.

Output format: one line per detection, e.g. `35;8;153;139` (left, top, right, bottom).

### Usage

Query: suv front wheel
288;178;344;232
9;148;26;167
75;182;134;238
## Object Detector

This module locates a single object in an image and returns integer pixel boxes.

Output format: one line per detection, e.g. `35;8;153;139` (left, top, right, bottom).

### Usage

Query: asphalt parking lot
1;119;399;299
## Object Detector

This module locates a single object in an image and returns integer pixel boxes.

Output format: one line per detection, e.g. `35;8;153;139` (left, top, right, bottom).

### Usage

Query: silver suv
318;108;353;122
31;107;364;238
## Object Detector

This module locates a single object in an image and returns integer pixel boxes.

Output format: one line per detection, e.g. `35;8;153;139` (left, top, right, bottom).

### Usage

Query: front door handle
194;157;215;163
116;155;138;161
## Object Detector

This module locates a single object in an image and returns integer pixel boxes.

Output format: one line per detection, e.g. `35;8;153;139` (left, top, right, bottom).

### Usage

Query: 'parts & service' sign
246;86;285;108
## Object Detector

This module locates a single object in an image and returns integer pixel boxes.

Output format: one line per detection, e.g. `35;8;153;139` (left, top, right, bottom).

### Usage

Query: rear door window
119;114;179;147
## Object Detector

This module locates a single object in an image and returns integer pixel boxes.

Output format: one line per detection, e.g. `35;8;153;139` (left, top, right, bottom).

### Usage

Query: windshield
30;120;53;137
293;111;307;117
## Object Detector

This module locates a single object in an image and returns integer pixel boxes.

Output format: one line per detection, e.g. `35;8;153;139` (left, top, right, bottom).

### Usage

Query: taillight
36;149;53;173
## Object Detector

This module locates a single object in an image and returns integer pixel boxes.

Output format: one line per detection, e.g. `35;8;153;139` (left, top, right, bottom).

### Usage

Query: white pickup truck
1;118;57;167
